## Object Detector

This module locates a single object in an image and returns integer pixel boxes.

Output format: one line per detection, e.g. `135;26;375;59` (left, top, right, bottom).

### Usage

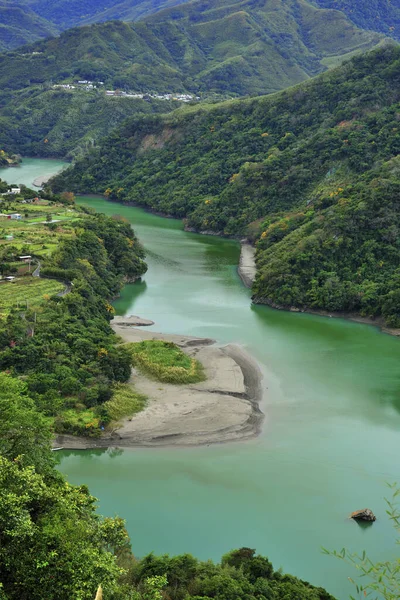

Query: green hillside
0;1;58;51
0;86;179;158
52;45;400;327
0;0;386;157
28;0;188;28
0;1;384;95
313;0;400;41
4;0;400;52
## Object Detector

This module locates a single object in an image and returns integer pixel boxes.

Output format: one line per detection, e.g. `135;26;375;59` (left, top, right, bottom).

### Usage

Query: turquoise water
0;157;68;188
12;161;400;599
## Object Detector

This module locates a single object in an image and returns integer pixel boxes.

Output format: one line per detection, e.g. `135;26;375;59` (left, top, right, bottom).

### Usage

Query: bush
127;340;205;384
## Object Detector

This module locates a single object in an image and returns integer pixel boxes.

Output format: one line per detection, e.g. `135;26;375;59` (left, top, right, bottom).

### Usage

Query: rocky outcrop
350;508;376;522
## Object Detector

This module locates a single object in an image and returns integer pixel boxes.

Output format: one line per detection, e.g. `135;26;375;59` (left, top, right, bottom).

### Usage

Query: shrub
127;340;205;384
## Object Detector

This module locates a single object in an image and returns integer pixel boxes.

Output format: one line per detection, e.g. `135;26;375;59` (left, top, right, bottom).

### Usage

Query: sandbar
54;323;264;449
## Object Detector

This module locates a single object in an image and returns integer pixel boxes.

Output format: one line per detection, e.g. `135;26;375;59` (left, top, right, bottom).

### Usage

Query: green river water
4;159;400;599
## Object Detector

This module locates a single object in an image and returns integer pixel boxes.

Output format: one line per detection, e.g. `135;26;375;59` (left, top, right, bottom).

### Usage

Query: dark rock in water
350;508;376;521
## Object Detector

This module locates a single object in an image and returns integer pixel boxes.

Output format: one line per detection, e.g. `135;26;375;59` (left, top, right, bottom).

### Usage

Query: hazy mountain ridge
2;0;399;52
312;0;400;41
0;1;58;51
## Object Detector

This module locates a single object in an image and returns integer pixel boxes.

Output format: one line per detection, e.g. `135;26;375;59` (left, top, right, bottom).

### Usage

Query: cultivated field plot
0;277;64;314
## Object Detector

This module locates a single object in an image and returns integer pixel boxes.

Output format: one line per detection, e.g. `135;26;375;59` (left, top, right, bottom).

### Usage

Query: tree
0;373;54;474
0;456;129;600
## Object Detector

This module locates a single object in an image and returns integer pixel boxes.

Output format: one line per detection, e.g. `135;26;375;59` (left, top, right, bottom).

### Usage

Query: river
5;158;400;599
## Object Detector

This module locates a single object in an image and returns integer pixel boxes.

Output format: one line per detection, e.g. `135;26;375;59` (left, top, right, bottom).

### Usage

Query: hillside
52;45;400;327
313;0;400;41
0;2;384;95
0;149;20;166
0;86;180;158
0;2;58;51
3;0;400;52
0;0;386;157
27;0;188;29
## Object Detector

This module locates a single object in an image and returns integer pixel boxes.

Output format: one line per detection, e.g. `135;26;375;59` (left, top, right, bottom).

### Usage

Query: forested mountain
52;45;400;327
2;0;399;52
0;87;179;158
313;0;400;41
0;1;58;51
0;1;383;95
0;0;385;156
26;0;188;29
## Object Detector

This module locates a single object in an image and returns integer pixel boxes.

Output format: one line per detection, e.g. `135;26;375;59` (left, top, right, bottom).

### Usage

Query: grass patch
0;277;64;314
127;340;205;384
103;383;146;422
54;384;146;437
54;407;100;437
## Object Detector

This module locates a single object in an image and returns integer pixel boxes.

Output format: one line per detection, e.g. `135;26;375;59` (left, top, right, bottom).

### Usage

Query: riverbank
252;296;400;338
32;174;52;187
54;324;264;449
238;241;256;288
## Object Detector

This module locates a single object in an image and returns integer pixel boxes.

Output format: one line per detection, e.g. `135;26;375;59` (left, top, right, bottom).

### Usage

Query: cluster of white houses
1;187;21;195
105;91;198;102
53;80;105;91
51;82;199;102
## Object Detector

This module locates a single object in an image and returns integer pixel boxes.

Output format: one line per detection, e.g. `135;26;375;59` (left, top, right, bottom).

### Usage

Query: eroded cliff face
138;128;177;154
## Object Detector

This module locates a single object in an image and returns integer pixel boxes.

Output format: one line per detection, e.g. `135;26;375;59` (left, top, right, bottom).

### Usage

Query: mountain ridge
0;0;386;157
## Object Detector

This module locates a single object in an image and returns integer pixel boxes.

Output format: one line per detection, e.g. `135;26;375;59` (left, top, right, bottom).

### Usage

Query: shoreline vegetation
54;322;264;449
78;195;400;339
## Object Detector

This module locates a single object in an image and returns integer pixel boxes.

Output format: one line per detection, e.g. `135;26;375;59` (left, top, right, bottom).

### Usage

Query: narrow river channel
4;159;400;599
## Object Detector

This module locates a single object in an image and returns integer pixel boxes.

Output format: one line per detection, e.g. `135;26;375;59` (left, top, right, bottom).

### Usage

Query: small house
10;213;22;220
7;187;21;195
19;255;32;263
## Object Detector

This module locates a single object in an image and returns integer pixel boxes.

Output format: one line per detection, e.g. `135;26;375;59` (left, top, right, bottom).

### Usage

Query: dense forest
0;0;385;157
313;0;400;40
53;45;400;327
3;0;400;51
0;87;179;158
0;1;382;94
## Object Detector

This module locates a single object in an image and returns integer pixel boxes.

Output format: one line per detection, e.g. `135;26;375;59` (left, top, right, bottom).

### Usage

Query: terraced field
0;277;64;314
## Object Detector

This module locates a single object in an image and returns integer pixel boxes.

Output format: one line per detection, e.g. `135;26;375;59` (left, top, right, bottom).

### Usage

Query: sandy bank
238;242;256;288
54;325;264;450
112;315;155;327
33;175;52;187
